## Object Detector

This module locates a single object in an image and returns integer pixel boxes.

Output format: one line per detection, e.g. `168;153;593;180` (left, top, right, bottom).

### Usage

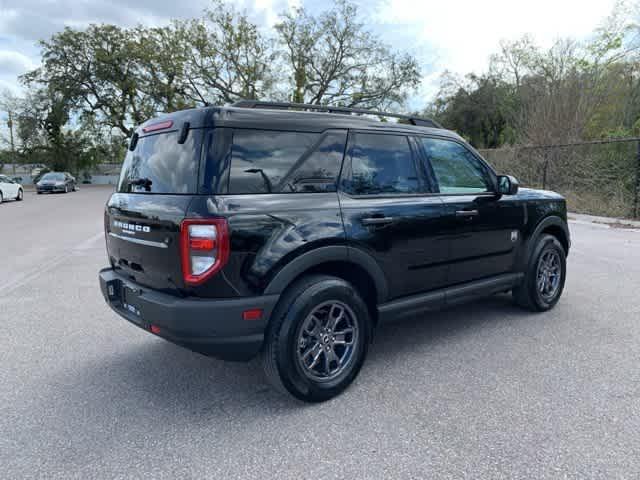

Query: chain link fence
479;138;640;219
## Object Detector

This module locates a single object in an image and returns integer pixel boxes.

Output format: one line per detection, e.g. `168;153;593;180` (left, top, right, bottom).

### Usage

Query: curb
568;213;640;230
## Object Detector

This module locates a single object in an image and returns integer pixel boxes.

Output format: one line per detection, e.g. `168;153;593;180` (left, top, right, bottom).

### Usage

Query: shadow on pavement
43;294;536;425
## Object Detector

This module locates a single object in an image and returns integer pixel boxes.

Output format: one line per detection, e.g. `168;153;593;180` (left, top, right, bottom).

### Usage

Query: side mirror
497;175;519;195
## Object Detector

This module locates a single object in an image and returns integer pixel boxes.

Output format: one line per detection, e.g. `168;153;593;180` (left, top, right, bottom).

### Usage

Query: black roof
231;100;442;127
137;104;462;141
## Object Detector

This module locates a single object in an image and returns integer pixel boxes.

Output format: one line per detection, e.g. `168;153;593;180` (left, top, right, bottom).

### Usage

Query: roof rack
231;100;442;129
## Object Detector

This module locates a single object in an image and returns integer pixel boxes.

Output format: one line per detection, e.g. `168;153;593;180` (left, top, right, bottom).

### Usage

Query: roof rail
231;100;442;129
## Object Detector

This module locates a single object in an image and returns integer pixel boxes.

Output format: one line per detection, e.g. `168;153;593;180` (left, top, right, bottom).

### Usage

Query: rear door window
341;133;422;195
224;129;346;194
117;130;201;194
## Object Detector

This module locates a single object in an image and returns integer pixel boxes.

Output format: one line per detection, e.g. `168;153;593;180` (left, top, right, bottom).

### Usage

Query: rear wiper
127;177;153;191
244;168;272;193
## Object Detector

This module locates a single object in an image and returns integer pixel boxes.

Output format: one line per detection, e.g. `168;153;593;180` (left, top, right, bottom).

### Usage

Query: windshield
42;173;64;181
117;130;200;194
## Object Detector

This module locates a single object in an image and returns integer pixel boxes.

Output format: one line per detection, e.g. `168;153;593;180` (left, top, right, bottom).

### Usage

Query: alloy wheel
296;301;359;382
536;249;562;301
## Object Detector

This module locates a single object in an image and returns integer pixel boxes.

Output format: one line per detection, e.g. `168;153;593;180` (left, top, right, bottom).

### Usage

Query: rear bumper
99;268;279;361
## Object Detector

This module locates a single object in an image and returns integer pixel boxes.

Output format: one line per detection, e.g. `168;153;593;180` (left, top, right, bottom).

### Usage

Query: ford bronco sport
99;101;570;402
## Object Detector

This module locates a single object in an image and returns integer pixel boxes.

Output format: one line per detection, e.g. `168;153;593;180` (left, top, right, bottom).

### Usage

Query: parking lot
1;185;640;479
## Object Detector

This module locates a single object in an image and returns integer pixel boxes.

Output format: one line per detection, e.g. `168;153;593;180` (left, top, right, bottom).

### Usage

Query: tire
37;191;42;195
16;189;23;201
262;274;371;402
513;234;566;311
0;191;3;203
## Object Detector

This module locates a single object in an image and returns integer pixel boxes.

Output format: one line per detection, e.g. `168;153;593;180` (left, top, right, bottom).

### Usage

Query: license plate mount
121;285;144;324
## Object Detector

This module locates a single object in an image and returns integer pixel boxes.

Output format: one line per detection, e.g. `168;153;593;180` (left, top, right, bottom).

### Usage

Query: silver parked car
36;172;77;194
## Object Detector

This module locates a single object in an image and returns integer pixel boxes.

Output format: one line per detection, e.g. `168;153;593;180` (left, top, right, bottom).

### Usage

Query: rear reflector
180;218;230;286
150;325;161;334
242;309;263;321
189;237;216;251
142;120;173;133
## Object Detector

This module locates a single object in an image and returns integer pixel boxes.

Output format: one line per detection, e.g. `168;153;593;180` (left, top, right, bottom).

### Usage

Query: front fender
517;215;570;271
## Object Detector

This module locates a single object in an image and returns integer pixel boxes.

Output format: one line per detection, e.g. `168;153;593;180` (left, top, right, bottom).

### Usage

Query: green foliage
7;0;421;171
275;0;421;108
432;72;518;148
21;23;194;137
7;0;640;180
184;1;276;104
431;1;640;148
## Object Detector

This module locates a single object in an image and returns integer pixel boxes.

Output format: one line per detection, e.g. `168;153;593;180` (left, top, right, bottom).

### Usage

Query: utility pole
635;140;640;219
7;110;16;175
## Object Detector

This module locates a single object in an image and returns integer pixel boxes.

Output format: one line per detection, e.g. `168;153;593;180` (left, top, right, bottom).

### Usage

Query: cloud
0;0;294;94
0;0;208;42
0;0;294;42
0;50;36;75
0;0;620;103
366;0;617;105
375;0;616;76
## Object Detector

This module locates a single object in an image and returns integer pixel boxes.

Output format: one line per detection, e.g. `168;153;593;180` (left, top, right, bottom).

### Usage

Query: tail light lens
180;218;230;285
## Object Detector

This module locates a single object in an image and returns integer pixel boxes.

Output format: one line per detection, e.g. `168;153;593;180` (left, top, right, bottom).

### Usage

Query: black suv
99;101;570;402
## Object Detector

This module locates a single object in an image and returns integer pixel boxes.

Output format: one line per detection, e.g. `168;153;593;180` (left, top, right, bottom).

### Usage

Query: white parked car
0;175;24;203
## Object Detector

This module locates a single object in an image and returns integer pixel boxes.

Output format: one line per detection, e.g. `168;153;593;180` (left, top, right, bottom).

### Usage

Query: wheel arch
263;245;388;325
518;215;570;270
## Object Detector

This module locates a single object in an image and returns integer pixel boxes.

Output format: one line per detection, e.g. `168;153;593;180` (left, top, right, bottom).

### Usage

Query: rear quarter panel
187;193;346;298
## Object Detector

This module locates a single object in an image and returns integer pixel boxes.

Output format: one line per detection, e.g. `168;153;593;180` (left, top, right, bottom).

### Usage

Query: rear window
42;173;65;181
220;129;346;194
117;130;201;194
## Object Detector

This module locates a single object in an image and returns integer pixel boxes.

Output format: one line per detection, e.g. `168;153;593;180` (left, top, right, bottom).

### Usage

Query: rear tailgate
105;126;203;291
106;193;192;291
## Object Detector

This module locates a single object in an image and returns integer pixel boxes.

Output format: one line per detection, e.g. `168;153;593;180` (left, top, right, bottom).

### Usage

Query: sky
0;0;619;105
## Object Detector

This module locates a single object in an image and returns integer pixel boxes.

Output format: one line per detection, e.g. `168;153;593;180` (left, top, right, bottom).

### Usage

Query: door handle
361;217;395;226
455;209;479;218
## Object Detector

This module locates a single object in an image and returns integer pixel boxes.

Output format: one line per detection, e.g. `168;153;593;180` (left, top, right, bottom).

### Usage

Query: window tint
117;130;200;194
344;133;419;195
420;138;490;194
42;173;65;181
227;130;345;194
281;132;347;193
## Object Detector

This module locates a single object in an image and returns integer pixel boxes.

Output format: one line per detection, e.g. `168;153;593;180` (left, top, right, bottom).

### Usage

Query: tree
184;1;276;104
134;23;195;113
275;0;421;109
19;0;422;142
0;90;22;172
22;25;146;137
430;72;517;148
21;23;198;138
490;35;537;92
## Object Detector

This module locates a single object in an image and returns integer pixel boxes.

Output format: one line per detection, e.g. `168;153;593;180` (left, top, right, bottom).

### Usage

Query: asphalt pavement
1;186;639;479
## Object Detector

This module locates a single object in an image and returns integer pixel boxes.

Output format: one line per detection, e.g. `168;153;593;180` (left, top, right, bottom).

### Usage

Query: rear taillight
180;218;230;286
